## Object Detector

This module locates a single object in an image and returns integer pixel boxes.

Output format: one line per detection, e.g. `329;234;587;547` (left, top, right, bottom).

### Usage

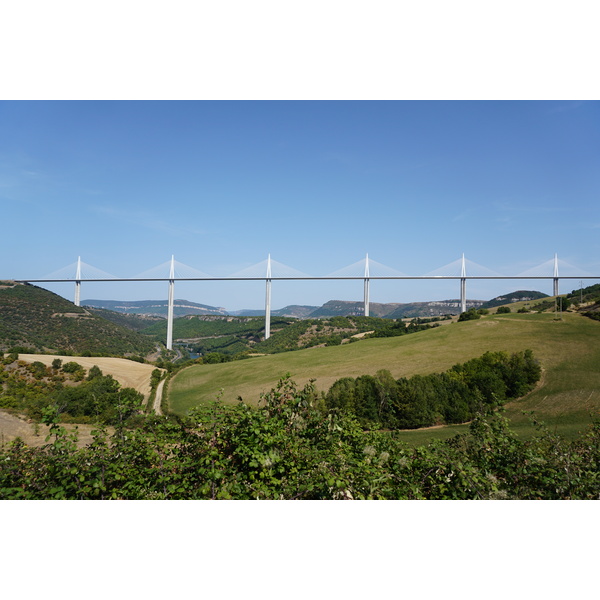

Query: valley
2;281;600;445
2;280;600;499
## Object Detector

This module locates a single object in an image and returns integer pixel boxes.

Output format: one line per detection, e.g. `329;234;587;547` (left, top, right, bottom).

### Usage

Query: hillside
140;315;286;352
82;298;228;317
167;311;600;439
0;282;156;356
309;298;488;318
480;290;548;309
384;299;485;318
141;314;441;356
85;306;164;331
309;300;400;318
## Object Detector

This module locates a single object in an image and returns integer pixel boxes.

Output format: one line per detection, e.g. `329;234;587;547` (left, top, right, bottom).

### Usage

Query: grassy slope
168;312;600;441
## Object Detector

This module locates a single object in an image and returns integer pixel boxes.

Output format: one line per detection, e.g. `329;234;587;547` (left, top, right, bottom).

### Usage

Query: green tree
458;308;481;322
557;297;571;311
86;365;103;381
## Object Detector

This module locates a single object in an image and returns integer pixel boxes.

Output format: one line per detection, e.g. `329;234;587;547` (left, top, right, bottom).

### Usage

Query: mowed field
16;354;159;400
168;312;600;440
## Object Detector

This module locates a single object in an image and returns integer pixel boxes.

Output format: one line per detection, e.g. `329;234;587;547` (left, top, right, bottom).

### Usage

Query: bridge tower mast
74;256;82;307
364;253;370;317
265;254;272;339
166;255;175;351
460;253;467;313
553;253;559;297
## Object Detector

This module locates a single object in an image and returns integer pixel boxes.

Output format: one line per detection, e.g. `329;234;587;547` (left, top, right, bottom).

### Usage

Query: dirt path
153;379;166;415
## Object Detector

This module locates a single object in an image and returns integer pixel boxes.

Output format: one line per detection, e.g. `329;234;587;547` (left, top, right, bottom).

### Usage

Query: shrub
5;351;19;363
62;361;86;381
458;308;481;322
496;306;511;314
86;365;103;381
28;361;48;379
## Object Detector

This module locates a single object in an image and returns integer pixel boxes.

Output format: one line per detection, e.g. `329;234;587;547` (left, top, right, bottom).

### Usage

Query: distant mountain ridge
308;299;487;318
83;290;549;320
82;299;228;317
232;305;319;319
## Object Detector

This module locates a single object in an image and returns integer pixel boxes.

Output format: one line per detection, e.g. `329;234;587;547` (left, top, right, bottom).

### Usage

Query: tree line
324;350;541;429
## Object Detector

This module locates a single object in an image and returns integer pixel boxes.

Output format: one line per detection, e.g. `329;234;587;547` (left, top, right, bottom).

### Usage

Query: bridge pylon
460;253;467;313
553;253;560;296
265;254;272;339
364;253;370;317
74;256;82;307
166;255;175;351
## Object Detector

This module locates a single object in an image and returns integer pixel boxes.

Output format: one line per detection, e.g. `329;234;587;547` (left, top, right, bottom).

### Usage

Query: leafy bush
458;308;481;322
150;368;163;388
496;306;511;314
51;374;142;424
27;361;48;379
202;352;233;364
86;365;103;380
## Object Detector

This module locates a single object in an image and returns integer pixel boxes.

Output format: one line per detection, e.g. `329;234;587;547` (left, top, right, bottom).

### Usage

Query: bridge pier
166;255;175;351
553;253;559;296
364;253;370;317
460;253;467;313
74;281;81;307
265;254;272;339
74;256;82;307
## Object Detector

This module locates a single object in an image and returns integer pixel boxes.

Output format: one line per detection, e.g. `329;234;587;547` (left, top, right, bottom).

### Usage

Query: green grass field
167;311;600;441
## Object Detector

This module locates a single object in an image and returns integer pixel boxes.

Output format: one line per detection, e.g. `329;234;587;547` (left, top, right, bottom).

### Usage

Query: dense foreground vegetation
1;376;598;499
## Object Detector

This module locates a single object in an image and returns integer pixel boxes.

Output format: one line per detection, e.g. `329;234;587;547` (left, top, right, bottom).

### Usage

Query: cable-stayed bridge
13;254;600;349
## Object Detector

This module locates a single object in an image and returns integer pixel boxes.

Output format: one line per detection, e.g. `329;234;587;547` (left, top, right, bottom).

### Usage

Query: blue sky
2;100;599;310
